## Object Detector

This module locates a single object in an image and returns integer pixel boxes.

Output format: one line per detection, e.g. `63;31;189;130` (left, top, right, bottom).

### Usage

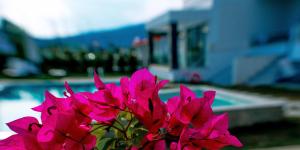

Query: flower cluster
0;69;242;150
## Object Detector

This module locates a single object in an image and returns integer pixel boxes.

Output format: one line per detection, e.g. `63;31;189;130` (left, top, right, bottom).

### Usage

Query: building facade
0;18;41;64
146;0;300;85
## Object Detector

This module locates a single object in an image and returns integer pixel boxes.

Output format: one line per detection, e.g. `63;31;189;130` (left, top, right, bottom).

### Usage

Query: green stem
115;119;125;130
125;114;133;132
90;125;107;133
111;125;129;140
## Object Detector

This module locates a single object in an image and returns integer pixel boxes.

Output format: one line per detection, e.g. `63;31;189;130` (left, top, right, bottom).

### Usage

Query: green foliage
92;111;148;149
97;137;116;150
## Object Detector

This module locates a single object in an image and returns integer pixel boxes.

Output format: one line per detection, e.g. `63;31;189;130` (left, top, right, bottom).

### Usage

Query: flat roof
146;9;211;32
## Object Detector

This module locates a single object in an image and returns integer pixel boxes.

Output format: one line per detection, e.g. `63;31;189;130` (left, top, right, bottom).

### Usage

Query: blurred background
1;0;300;149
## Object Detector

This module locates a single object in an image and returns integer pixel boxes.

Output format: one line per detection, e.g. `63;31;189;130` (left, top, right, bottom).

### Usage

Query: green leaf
131;127;148;146
113;126;124;139
91;125;107;139
97;137;115;150
105;129;116;138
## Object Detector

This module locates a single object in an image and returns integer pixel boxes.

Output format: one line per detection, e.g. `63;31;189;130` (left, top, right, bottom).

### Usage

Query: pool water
0;83;97;101
159;90;235;107
0;83;239;131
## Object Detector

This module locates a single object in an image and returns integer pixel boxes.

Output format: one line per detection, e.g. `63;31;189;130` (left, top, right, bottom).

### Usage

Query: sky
0;0;182;38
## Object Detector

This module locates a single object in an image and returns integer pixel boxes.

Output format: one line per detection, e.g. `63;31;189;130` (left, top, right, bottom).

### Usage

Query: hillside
35;24;146;49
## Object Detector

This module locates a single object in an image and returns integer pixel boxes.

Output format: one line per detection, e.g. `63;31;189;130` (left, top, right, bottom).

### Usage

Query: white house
146;0;300;85
0;18;41;76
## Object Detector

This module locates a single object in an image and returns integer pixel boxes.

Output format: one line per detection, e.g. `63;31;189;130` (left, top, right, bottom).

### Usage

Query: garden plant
0;68;242;149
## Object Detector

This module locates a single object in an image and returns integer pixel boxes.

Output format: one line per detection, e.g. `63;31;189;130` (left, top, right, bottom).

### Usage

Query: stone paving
285;101;300;117
252;145;300;150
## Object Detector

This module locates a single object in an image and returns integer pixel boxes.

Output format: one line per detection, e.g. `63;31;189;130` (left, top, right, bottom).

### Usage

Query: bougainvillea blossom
0;68;242;150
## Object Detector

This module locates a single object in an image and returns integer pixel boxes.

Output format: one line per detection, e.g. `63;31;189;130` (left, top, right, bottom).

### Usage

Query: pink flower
31;83;96;149
172;114;243;150
135;135;167;150
66;73;105;119
37;110;96;150
122;68;169;133
70;92;94;121
94;70;106;90
124;68;169;105
128;68;157;100
0;68;243;149
33;82;95;125
33;90;92;125
88;83;125;124
134;90;167;133
32;91;71;123
75;71;127;124
0;117;43;150
166;85;215;136
141;139;166;150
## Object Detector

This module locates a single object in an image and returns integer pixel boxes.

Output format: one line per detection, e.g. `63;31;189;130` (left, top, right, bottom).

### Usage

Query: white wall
198;0;300;85
207;0;293;53
233;55;278;84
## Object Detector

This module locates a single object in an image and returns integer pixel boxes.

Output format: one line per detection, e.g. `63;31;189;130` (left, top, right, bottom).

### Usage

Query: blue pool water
0;83;98;101
159;90;234;107
0;83;238;131
0;83;234;106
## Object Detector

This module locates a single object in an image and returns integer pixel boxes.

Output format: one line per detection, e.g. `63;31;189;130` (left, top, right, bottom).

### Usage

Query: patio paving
285;101;300;117
252;145;300;150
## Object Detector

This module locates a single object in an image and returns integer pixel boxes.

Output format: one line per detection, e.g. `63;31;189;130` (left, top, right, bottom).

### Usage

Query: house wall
288;0;300;62
207;0;291;53
233;55;279;84
149;0;300;84
287;0;300;26
199;0;300;85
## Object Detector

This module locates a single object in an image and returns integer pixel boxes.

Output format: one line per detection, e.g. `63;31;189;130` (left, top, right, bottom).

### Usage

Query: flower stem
115;119;125;130
125;114;133;132
111;125;129;140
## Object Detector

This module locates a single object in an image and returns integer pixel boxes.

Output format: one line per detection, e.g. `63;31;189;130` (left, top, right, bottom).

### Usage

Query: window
186;24;207;67
153;35;170;66
296;25;300;41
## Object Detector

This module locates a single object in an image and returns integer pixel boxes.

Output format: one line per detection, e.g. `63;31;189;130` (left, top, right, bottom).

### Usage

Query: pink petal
0;134;25;150
120;77;130;94
94;70;105;90
31;91;53;112
227;135;243;147
170;142;178;150
7;117;39;134
64;81;74;96
130;68;155;83
129;68;156;97
37;126;55;143
203;91;216;105
154;140;166;150
167;97;180;114
212;113;229;131
31;105;43;112
157;80;169;89
191;98;214;128
180;85;196;100
72;93;92;115
82;134;97;150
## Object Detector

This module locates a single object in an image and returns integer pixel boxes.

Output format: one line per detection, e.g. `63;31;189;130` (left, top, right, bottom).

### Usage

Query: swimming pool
0;82;285;133
0;83;240;107
157;86;285;128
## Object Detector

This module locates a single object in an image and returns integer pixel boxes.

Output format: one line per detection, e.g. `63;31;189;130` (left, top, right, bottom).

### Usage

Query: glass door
186;24;207;68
